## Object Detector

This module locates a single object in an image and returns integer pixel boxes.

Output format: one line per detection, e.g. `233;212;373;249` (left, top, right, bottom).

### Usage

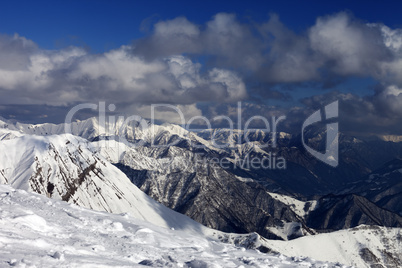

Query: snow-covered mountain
1;117;402;267
0;184;343;268
1;117;402;238
0;117;312;239
0;133;205;232
3;116;402;196
264;225;402;268
0;116;195;148
109;141;313;240
0;126;312;240
1;184;401;267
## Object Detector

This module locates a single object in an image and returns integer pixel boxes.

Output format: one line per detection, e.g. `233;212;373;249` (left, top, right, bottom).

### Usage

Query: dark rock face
197;128;402;197
306;194;402;231
112;127;402;240
343;159;402;216
359;248;381;266
116;162;311;240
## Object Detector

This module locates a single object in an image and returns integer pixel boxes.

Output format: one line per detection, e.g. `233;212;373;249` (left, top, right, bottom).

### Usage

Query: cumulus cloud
134;13;263;71
3;12;402;136
112;11;402;137
0;35;246;108
309;12;391;76
133;12;402;83
134;17;202;58
254;14;321;83
380;25;402;53
0;33;37;71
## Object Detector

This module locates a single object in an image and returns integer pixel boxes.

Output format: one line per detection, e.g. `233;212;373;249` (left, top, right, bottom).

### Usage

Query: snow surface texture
0;184;343;268
264;225;402;268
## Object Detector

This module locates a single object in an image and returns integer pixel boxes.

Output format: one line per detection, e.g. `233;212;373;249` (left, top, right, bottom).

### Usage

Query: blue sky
2;0;401;52
1;0;402;136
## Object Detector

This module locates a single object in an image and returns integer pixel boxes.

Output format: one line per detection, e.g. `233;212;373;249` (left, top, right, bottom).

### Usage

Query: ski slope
0;184;341;268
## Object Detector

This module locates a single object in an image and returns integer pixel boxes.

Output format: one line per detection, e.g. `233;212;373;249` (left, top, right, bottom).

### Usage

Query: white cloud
208;68;247;101
166;56;201;89
376;85;402;115
383;85;402;97
4;12;402;133
0;33;37;71
309;12;388;76
0;35;247;107
380;25;402;53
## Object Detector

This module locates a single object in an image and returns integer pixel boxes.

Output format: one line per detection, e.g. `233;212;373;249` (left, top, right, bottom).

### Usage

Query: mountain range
0;116;401;267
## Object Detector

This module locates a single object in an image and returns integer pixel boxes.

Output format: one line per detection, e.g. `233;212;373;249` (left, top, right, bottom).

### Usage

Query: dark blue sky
1;0;401;52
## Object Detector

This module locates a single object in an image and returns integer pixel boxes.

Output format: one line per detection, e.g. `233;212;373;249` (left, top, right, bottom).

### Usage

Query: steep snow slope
0;133;208;233
94;140;313;240
1;182;398;268
0;132;309;240
0;129;23;141
268;192;318;218
0;184;344;268
264;225;402;268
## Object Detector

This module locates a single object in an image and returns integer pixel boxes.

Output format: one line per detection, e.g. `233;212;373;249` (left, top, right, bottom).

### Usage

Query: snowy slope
0;133;209;233
92;139;315;240
264;225;402;267
0;133;309;241
0;184;344;268
0;128;23;141
268;193;318;218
